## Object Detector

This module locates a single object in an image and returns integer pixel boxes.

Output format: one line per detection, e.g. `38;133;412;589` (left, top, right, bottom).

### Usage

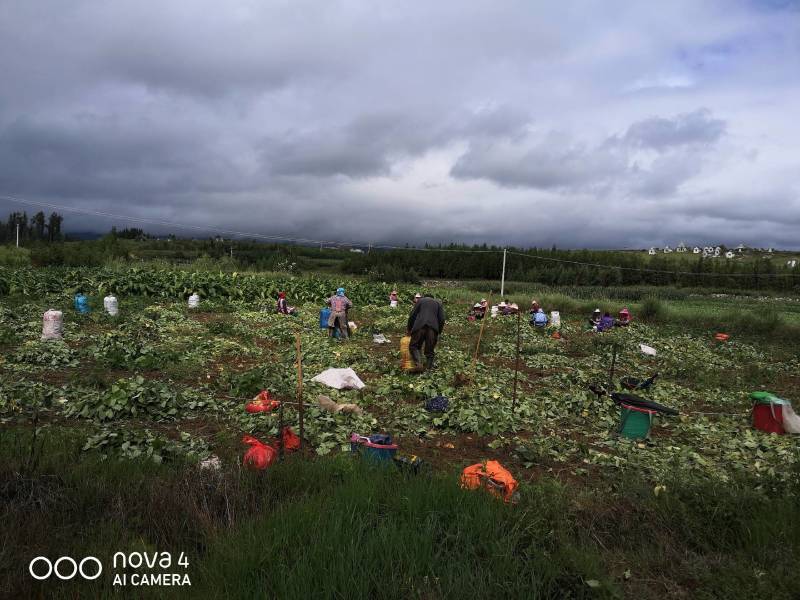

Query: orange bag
281;426;301;452
461;460;518;502
242;435;277;470
714;333;730;342
400;336;415;371
246;390;281;413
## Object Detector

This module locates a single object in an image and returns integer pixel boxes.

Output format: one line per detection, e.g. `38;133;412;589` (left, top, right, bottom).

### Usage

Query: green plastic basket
618;407;653;439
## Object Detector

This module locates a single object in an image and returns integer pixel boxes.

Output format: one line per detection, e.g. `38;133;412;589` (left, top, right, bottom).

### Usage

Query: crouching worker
407;294;446;371
531;308;548;329
327;287;352;339
597;311;615;332
616;307;631;326
276;292;296;315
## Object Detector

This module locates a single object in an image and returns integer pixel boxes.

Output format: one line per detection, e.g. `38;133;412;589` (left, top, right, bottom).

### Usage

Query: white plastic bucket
188;293;200;308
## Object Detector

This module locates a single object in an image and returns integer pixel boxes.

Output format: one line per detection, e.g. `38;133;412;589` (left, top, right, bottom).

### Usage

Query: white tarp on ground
372;334;390;344
639;344;657;356
310;368;365;390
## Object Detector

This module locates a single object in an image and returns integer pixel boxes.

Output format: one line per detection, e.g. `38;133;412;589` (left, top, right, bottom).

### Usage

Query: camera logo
29;556;103;581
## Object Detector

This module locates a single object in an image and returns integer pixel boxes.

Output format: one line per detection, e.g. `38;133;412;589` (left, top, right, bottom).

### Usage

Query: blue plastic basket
350;434;398;462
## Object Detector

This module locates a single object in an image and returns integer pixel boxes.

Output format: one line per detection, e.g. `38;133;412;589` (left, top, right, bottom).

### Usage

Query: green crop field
1;265;799;598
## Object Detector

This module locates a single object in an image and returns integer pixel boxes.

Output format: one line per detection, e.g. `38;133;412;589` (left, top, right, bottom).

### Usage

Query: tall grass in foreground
1;427;798;599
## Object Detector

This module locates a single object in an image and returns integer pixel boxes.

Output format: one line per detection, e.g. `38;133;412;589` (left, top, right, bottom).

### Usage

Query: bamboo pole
296;332;304;450
512;310;521;414
470;292;493;381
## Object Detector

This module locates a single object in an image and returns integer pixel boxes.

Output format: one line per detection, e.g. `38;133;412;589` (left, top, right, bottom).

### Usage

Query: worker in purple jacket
597;311;615;332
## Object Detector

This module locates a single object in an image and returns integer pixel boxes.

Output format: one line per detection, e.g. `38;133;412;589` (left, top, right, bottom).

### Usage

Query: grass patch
1;426;798;599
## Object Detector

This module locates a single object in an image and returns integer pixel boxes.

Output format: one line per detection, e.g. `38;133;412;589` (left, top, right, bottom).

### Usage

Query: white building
648;247;657;255
725;251;735;259
693;246;701;254
663;245;673;253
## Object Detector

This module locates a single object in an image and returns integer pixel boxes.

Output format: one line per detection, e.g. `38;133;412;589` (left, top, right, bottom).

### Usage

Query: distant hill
64;231;104;241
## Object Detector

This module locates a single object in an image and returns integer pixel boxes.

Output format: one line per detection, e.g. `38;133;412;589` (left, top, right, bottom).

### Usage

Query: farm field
1;266;799;598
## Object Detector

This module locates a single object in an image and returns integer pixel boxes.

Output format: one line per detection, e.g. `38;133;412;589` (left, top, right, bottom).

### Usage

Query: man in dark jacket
407;294;446;371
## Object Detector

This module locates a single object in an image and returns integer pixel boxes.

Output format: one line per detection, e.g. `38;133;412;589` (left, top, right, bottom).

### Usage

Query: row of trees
0;211;63;244
341;245;800;292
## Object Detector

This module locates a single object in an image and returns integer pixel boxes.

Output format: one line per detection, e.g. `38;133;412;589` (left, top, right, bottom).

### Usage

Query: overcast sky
1;1;799;248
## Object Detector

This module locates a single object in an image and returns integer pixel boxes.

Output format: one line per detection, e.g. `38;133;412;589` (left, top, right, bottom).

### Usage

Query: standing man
327;287;352;338
407;294;446;371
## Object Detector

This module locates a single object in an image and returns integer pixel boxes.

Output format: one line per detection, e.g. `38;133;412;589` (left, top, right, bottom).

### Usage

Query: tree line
341;245;800;292
0;211;63;243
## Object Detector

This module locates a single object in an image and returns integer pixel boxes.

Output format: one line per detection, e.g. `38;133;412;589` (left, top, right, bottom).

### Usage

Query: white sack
550;311;561;327
41;309;63;341
782;402;800;434
103;295;118;316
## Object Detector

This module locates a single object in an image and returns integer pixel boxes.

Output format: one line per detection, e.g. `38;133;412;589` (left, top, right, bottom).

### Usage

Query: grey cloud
0;116;255;199
622;109;726;150
450;110;725;194
262;106;533;178
0;1;798;249
451;134;628;190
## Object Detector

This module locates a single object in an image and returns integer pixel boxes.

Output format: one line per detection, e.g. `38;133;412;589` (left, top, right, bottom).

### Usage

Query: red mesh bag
246;391;281;414
242;435;277;470
281;427;301;452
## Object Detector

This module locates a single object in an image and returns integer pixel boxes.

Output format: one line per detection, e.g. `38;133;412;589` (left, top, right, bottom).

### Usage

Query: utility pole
500;248;507;298
16;223;20;247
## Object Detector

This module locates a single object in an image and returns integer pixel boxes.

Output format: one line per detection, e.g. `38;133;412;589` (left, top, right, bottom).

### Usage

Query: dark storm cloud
0;116;254;199
0;0;798;249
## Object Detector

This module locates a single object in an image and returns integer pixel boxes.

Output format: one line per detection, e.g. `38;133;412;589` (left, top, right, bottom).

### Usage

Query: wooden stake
512;310;521;414
607;343;618;392
278;397;284;462
296;332;304;450
470;292;493;381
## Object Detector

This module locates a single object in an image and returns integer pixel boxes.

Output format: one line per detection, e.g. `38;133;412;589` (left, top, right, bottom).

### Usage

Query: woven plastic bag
41;309;63;341
399;336;415;371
